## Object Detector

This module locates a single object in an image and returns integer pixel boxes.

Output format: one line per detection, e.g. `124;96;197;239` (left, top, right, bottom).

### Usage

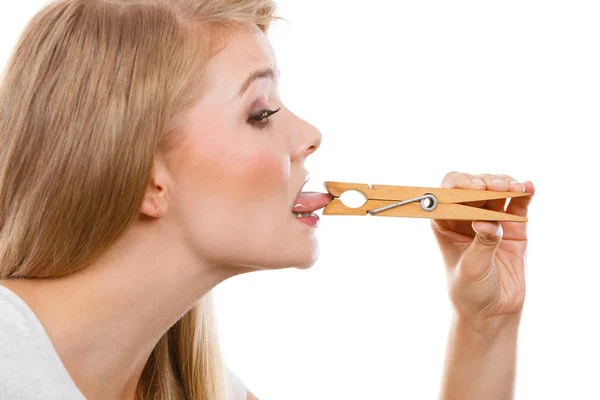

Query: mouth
291;174;334;217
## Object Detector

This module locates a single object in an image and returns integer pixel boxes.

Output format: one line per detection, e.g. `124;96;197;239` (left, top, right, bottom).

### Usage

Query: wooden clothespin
323;181;530;222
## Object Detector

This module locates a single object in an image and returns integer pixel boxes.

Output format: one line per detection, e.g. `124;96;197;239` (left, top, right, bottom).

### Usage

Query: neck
14;218;244;400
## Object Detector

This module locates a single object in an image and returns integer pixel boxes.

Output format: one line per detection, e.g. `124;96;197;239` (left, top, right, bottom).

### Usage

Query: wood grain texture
323;182;530;222
325;181;530;203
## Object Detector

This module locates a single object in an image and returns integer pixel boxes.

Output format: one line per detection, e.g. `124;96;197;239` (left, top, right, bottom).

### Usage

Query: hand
431;172;535;333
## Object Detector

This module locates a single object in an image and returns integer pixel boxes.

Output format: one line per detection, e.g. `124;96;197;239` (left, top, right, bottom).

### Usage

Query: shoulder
227;369;260;400
0;284;85;400
0;283;39;342
247;390;259;400
228;368;257;400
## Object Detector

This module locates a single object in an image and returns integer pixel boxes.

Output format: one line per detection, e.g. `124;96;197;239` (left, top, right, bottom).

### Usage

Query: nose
290;114;323;162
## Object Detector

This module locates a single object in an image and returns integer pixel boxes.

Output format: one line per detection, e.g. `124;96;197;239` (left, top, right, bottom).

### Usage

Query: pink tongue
292;192;334;213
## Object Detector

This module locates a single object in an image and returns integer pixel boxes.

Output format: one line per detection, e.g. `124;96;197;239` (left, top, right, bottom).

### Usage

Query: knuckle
444;170;459;179
442;170;460;185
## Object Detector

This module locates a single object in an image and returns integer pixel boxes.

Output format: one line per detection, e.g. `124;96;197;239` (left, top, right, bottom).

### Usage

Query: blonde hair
0;0;277;398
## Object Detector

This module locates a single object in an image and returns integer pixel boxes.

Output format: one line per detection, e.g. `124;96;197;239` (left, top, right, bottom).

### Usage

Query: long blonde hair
0;0;276;398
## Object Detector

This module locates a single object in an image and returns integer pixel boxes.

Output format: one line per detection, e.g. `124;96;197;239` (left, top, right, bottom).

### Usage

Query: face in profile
161;25;330;272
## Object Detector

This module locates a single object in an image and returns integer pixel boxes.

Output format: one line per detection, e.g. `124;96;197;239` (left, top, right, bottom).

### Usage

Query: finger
442;171;487;191
474;173;513;191
459;221;502;279
506;181;535;218
472;174;510;212
472;220;501;237
492;174;526;194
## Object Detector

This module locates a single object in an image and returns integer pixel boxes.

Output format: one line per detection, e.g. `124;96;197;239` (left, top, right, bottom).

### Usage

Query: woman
0;0;535;399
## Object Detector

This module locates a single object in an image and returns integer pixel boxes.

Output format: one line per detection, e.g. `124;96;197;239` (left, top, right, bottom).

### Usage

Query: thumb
459;221;503;278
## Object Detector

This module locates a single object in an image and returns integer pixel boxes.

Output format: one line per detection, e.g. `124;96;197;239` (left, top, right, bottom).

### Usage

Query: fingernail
472;178;486;186
491;178;507;185
509;180;525;192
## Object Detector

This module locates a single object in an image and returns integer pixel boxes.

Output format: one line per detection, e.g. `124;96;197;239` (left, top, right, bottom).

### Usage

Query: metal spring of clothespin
367;194;438;215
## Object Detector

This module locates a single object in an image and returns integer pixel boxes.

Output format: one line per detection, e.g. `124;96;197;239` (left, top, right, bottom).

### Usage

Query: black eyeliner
248;108;281;121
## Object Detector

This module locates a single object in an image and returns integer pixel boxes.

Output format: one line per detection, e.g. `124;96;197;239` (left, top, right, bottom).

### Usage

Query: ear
140;158;171;219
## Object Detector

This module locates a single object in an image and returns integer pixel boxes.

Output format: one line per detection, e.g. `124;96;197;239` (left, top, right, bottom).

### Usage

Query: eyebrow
238;67;276;97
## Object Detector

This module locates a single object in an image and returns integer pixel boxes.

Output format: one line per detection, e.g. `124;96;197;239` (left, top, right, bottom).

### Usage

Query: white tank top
0;285;247;400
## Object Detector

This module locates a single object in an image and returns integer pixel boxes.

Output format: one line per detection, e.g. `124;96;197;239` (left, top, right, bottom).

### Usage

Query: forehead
203;27;276;97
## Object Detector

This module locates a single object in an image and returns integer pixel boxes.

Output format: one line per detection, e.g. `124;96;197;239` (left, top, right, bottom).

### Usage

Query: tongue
292;192;334;213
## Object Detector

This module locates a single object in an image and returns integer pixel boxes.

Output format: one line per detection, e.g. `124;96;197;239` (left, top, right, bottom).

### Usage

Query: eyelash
248;108;281;130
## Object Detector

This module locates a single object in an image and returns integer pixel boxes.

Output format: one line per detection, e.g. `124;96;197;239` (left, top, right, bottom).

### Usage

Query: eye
248;108;281;130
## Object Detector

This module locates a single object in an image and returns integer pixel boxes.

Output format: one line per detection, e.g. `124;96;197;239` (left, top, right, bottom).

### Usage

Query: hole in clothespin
339;190;368;208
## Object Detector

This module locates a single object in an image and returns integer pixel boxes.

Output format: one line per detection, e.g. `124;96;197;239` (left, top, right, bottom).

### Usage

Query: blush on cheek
234;147;288;200
175;129;289;216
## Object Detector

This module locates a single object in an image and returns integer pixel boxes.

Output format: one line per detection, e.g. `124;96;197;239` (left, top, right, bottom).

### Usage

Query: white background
2;1;599;399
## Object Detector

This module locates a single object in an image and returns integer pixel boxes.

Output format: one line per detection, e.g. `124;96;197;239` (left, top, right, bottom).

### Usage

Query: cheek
234;147;289;199
171;124;313;269
180;134;292;264
180;132;289;213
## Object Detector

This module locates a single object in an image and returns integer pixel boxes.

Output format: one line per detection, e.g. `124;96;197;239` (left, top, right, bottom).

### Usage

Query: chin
292;243;320;270
246;235;321;271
